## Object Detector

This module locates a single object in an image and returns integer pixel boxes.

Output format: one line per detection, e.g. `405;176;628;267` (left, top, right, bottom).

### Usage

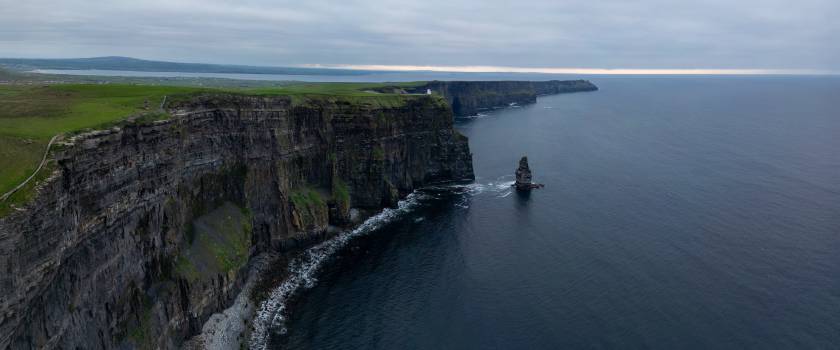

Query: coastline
248;192;431;349
185;191;432;349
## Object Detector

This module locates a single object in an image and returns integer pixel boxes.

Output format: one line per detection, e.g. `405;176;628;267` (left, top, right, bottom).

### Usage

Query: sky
0;0;838;73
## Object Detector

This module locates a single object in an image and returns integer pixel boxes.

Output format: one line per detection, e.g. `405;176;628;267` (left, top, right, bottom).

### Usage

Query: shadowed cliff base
0;91;473;349
0;77;595;349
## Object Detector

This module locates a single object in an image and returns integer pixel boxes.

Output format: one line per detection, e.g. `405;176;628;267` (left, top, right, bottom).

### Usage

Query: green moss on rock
332;178;351;219
174;202;252;282
372;145;385;161
126;296;154;350
289;186;329;231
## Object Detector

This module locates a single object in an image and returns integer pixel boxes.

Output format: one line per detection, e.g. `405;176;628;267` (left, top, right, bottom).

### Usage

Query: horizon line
303;64;837;75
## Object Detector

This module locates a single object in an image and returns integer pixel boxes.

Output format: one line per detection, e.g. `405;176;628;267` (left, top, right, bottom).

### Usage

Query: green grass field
0;84;206;139
0;80;430;215
0;84;209;213
167;81;428;108
175;202;252;282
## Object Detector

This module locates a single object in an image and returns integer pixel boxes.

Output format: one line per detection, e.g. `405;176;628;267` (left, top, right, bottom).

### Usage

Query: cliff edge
401;80;598;116
0;93;473;349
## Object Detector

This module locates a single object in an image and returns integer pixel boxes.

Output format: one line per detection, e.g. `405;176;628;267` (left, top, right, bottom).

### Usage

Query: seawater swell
464;176;516;198
247;77;840;350
0;92;475;349
249;179;515;349
250;192;428;349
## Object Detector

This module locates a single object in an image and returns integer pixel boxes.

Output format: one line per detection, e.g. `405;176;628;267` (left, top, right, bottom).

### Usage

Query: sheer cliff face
411;80;598;116
0;95;473;349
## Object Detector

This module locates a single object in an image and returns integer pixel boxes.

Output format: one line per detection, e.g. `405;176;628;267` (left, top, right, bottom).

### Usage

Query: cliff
402;80;598;116
0;94;473;349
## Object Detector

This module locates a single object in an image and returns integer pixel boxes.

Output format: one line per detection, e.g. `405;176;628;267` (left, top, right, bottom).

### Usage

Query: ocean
260;76;840;349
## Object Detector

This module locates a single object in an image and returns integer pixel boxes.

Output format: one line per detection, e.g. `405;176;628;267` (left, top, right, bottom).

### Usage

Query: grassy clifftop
0;84;205;214
0;81;427;139
0;84;199;139
0;81;432;214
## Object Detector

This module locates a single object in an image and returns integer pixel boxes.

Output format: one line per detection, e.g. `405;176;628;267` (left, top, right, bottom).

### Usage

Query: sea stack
515;156;543;190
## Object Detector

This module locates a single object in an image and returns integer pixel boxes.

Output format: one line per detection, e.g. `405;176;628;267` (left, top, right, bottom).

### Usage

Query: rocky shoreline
186;194;430;350
0;80;594;349
0;93;473;349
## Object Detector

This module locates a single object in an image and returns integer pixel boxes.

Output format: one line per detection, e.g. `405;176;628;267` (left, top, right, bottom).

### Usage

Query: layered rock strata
514;156;543;191
0;94;473;349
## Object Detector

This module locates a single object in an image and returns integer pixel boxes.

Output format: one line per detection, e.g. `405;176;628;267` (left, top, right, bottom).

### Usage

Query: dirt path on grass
0;134;59;202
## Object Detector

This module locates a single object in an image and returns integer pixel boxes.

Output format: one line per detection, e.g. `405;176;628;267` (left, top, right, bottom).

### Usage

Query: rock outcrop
514;156;542;191
0;94;473;349
403;80;598;116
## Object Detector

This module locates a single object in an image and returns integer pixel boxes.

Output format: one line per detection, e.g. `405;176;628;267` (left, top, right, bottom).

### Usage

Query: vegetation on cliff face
289;186;329;231
174;202;253;282
0;79;474;348
372;144;386;161
332;178;351;218
290;179;358;230
126;296;155;350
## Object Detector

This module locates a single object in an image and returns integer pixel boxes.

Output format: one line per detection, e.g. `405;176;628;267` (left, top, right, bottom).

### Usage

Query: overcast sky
1;0;837;71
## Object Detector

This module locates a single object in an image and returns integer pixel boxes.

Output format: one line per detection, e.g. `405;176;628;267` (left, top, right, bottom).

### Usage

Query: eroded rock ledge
0;94;473;349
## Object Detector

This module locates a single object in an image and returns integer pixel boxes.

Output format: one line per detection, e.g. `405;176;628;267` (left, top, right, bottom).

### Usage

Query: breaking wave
424;176;515;209
460;112;490;119
457;178;515;207
249;178;516;349
249;192;428;349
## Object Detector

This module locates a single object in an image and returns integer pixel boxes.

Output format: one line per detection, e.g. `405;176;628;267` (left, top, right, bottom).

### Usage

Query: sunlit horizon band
302;64;836;75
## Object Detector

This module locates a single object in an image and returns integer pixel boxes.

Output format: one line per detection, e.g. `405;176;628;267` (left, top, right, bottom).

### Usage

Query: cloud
0;0;837;70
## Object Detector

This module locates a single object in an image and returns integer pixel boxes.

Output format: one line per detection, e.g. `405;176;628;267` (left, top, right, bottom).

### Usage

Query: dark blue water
274;77;840;349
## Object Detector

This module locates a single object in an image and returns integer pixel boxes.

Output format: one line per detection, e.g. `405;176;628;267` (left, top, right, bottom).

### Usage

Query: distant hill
0;56;366;76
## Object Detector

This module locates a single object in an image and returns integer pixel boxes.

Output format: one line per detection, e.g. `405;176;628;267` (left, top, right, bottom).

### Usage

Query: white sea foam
249;178;516;349
461;112;490;119
249;193;426;350
442;177;516;208
456;178;515;196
